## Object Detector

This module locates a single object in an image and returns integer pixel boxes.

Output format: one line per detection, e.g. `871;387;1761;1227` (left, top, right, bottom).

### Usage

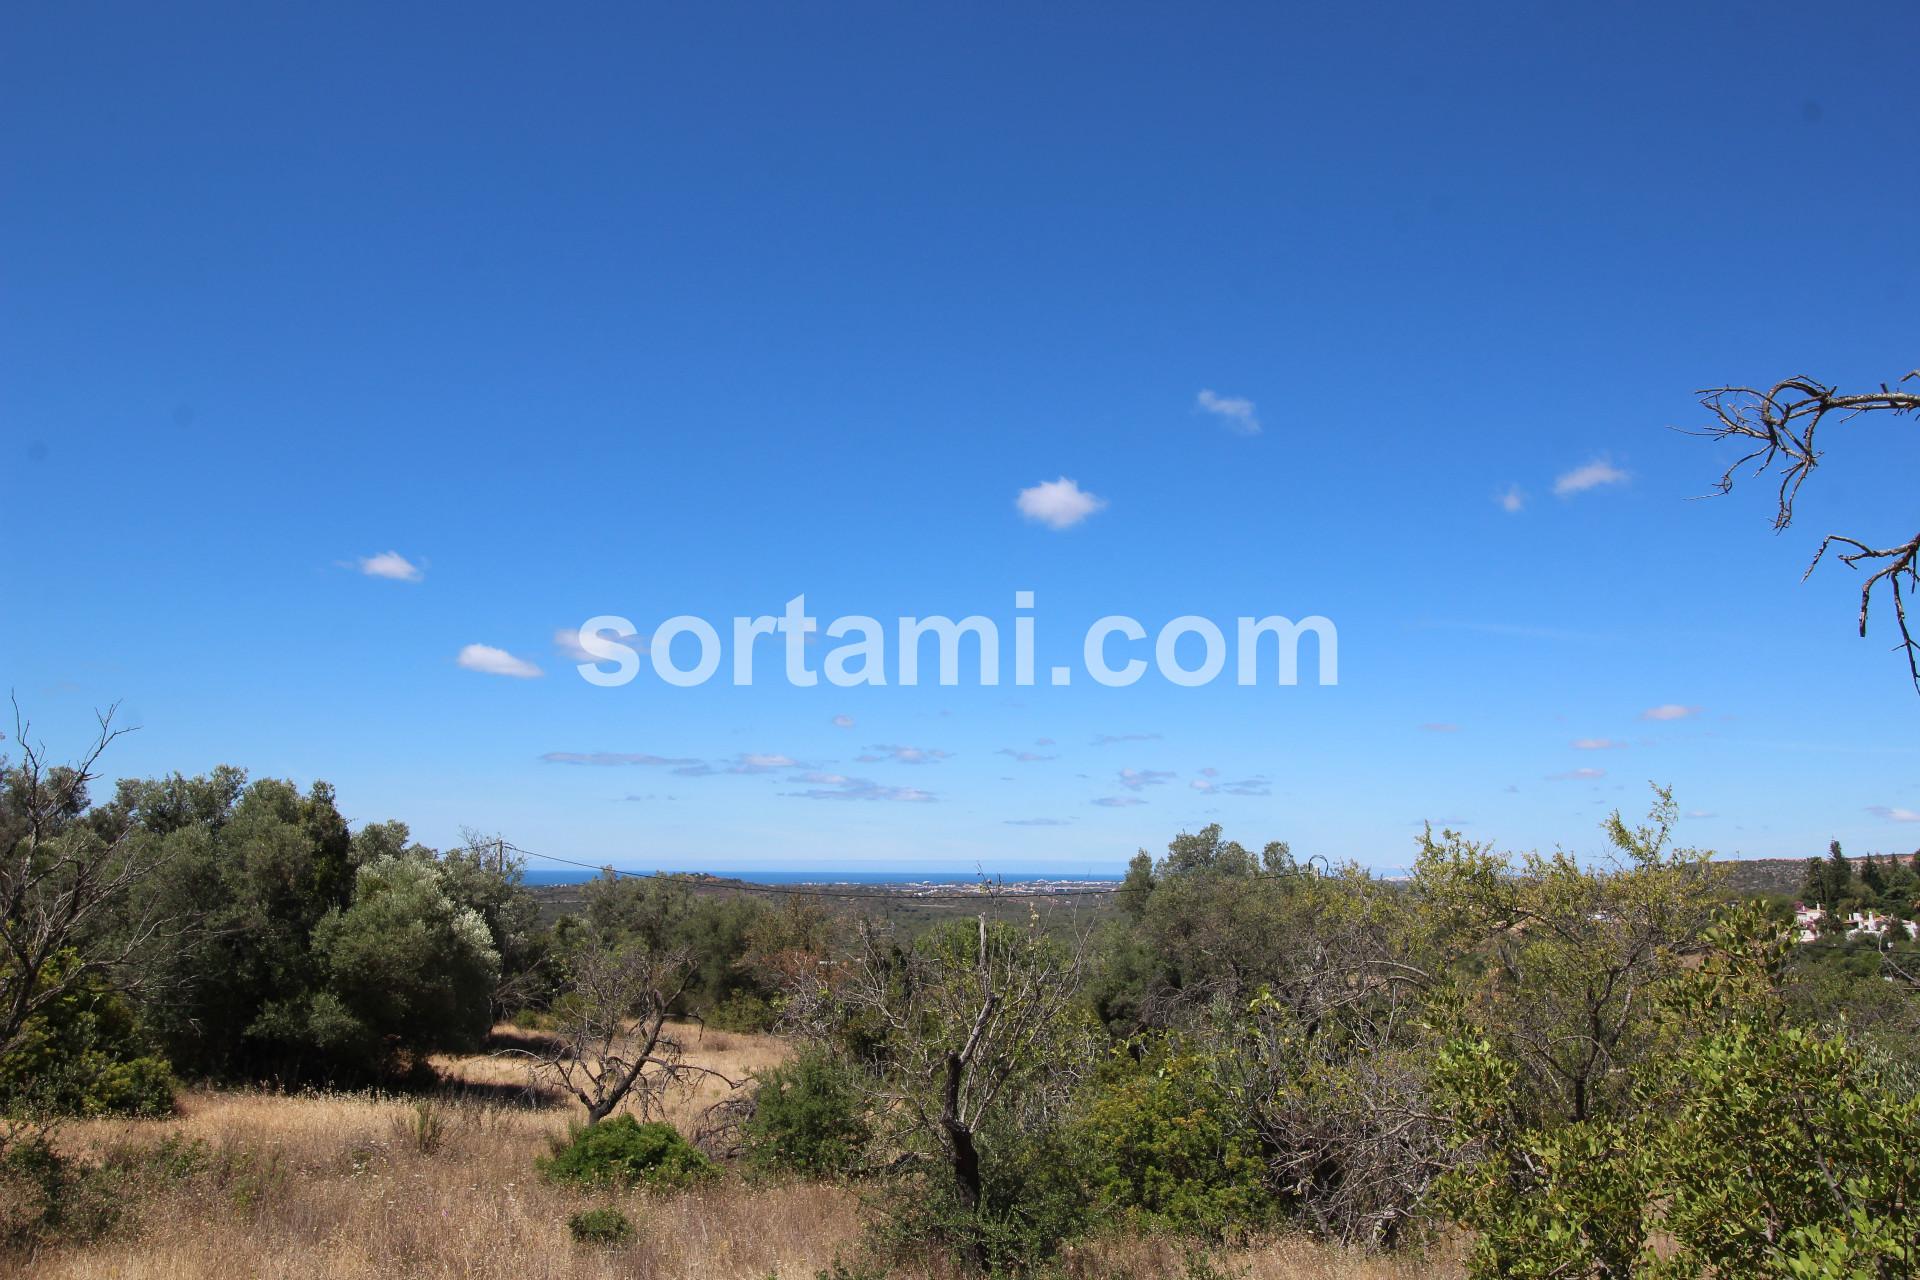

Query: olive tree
527;937;728;1125
0;706;174;1068
800;909;1096;1269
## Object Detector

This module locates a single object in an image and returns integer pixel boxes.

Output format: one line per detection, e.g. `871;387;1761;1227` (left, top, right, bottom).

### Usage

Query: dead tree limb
1686;368;1920;690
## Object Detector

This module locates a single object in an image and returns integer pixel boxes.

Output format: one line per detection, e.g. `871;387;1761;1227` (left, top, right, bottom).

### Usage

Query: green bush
706;989;776;1033
1076;1048;1270;1238
0;1137;120;1247
537;1116;717;1190
566;1205;635;1245
0;955;176;1118
743;1049;870;1176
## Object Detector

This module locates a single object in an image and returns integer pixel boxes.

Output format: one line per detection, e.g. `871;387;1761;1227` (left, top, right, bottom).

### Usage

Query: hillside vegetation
5;727;1919;1278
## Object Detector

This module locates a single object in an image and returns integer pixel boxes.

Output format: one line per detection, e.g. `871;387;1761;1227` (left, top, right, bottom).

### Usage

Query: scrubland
16;1024;1456;1280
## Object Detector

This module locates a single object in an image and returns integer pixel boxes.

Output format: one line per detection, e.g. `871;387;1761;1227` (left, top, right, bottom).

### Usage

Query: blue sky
5;2;1917;872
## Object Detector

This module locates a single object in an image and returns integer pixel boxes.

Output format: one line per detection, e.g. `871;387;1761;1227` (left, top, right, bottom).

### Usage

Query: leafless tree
0;701;175;1066
516;939;734;1125
1689;367;1920;689
814;907;1094;1268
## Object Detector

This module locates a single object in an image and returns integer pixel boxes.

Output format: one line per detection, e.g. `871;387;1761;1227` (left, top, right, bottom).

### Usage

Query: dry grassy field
16;1024;1459;1280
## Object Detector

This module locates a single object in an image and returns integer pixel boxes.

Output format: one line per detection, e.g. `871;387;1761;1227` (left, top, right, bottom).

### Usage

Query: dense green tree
105;771;538;1082
1861;850;1888;897
1823;838;1853;908
563;870;773;1019
308;856;500;1068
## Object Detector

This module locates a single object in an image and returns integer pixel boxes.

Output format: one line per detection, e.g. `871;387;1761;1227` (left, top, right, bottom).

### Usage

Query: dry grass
14;1024;1459;1280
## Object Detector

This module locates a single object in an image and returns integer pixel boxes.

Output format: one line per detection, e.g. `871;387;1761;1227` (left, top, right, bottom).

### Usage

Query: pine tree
1824;840;1853;908
1861;851;1887;897
1802;856;1826;905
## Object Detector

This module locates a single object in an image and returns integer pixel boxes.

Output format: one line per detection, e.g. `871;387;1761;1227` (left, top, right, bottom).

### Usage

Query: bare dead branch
1685;368;1920;691
0;699;176;1063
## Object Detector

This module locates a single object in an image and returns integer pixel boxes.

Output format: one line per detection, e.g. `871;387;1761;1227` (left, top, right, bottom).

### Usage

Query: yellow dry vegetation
17;1023;1458;1280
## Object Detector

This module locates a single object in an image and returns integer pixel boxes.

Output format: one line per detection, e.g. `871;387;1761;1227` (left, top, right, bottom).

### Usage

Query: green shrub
390;1099;451;1154
0;955;176;1118
863;1113;1098;1275
0;1137;119;1247
743;1049;870;1176
537;1116;717;1190
1076;1048;1270;1238
566;1205;635;1245
706;989;776;1033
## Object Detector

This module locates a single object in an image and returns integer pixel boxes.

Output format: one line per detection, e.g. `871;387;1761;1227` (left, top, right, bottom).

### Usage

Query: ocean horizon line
520;867;1130;887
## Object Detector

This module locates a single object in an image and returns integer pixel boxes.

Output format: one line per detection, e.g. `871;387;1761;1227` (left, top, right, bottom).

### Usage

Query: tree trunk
941;1048;987;1270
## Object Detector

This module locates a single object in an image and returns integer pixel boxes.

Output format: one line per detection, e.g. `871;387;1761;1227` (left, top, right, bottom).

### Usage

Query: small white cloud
1005;817;1070;826
1547;767;1606;781
1684;810;1716;819
1420;723;1461;733
358;551;423;582
1868;806;1920;823
1017;477;1107;530
556;625;647;661
1498;486;1525;514
1640;704;1702;721
457;644;541;678
541;751;702;767
1118;768;1175;791
1092;795;1148;808
1572;738;1627;750
783;775;935;802
862;744;952;765
997;748;1056;763
831;714;855;729
1196;389;1260;435
1553;457;1630;496
732;753;800;773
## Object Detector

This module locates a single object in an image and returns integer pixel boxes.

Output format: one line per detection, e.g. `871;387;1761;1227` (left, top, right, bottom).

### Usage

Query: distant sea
522;868;1126;887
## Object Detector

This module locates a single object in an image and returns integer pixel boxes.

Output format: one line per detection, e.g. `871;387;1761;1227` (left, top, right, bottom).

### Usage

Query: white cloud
1553;457;1630;496
357;551;423;582
1572;738;1627;750
997;748;1057;763
860;744;952;765
1420;723;1461;733
732;753;800;773
831;714;855;729
1640;704;1702;721
556;625;647;661
1005;817;1070;827
1092;732;1161;745
1498;485;1525;514
456;644;541;678
1684;810;1716;819
1196;389;1260;435
1093;795;1147;808
1118;768;1175;791
1547;767;1606;781
541;751;700;767
1016;477;1107;530
784;774;935;802
1868;806;1920;823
